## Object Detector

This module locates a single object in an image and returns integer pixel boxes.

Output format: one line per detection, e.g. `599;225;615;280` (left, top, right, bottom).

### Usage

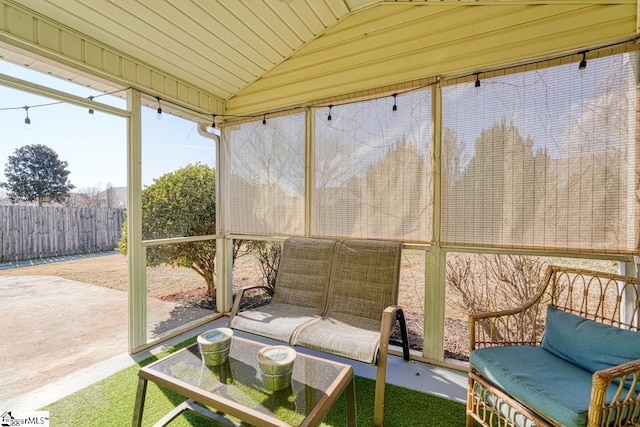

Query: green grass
43;339;469;426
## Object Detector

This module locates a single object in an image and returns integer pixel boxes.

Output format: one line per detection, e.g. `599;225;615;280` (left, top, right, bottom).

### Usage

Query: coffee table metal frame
132;336;356;427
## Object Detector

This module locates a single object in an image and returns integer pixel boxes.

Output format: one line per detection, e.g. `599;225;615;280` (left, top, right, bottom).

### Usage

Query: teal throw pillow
542;305;640;374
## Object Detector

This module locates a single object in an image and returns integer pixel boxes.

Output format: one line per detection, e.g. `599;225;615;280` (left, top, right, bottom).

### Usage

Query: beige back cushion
325;239;402;322
273;237;337;312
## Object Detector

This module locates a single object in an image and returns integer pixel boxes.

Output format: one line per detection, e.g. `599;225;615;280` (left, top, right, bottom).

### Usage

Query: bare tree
72;185;105;207
69;182;123;208
103;182;120;208
446;253;548;344
255;242;282;295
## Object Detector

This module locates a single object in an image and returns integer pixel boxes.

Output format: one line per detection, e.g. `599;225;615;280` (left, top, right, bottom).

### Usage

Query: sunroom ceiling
1;0;637;118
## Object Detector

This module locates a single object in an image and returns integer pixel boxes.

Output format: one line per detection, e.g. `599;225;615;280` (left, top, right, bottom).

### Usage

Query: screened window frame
219;44;639;258
440;47;639;256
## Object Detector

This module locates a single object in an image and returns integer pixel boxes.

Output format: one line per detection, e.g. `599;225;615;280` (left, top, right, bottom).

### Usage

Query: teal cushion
471;346;622;427
542;305;640;374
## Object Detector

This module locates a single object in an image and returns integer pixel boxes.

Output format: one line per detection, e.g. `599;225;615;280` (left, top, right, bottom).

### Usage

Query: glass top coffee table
132;335;356;427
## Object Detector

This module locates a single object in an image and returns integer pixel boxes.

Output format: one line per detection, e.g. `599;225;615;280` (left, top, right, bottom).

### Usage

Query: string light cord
0;101;62;111
0;36;636;127
0;87;129;114
136;36;634;121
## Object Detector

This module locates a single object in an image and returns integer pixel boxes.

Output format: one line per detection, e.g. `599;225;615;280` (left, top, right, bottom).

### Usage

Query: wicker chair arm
468;267;555;351
227;285;273;326
588;359;640;427
469;304;544;350
468;265;555;322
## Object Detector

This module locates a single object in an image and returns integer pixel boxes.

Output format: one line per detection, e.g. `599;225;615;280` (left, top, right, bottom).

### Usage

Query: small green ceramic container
197;328;233;367
257;345;296;391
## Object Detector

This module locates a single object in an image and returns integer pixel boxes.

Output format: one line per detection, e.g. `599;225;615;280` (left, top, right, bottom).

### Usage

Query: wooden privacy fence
0;206;126;263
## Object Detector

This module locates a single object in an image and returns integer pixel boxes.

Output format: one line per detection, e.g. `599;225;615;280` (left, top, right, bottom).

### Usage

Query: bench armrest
227;285;273;326
588;359;640;427
374;305;410;427
380;305;410;362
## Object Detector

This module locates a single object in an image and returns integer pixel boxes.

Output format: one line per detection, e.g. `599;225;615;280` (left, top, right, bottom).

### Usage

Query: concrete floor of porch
6;317;468;412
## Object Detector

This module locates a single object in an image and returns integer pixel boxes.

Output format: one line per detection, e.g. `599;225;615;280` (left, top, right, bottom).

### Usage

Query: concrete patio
0;276;213;407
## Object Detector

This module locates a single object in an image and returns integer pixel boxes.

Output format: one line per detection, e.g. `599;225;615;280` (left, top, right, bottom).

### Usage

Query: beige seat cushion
230;237;336;342
292;239;402;363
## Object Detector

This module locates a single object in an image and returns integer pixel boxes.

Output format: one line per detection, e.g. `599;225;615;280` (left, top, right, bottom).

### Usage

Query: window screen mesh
442;53;638;253
222;114;305;235
312;89;433;242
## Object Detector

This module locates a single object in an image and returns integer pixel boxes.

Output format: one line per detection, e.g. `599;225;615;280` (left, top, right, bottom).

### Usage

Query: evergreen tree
118;163;261;298
1;144;75;206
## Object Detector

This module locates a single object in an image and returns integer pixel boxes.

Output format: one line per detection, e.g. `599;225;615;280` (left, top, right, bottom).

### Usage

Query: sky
0;60;216;193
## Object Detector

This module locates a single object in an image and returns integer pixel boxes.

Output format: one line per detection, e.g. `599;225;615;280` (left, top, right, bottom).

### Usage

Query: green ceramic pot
257;345;296;391
198;328;233;367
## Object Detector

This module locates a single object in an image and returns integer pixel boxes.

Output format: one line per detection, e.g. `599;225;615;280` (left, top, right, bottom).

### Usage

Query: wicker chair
466;265;640;427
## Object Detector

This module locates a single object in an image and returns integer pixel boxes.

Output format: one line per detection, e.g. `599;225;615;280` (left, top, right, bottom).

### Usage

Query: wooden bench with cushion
467;265;640;427
228;237;410;427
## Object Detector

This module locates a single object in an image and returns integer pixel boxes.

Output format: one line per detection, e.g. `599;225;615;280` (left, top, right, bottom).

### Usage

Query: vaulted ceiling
0;0;637;120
